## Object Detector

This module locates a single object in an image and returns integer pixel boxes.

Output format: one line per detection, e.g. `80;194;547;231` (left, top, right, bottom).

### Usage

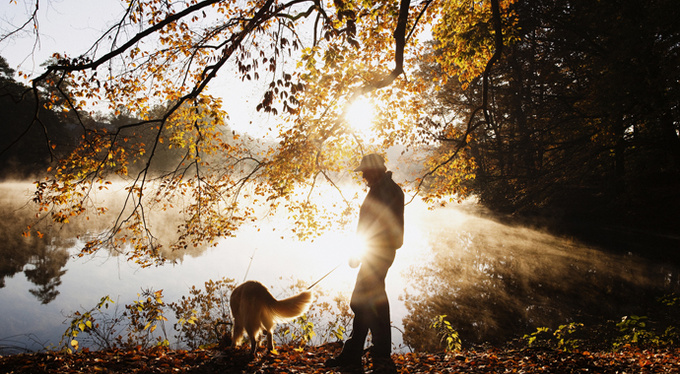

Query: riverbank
1;344;679;373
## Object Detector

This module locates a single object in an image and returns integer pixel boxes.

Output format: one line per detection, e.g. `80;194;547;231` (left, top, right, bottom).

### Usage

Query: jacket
357;171;404;250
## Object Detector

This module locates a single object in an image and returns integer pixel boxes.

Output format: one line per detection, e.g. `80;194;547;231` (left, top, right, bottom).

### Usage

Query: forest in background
418;0;680;240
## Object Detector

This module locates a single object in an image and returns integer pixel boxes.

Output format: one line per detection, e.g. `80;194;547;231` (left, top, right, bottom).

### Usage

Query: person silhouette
326;153;404;373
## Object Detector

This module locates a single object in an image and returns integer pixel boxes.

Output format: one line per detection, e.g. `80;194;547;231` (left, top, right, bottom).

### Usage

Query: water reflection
0;186;70;304
0;183;212;305
23;245;69;304
1;183;678;352
400;206;680;350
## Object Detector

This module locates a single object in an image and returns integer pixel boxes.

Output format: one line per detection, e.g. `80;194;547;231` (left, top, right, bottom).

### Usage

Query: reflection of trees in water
0;185;103;303
0;231;30;288
24;245;69;304
0;184;213;303
0;195;71;303
401;215;680;351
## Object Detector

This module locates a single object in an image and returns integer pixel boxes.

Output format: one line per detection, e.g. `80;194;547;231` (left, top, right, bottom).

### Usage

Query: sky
0;0;126;75
0;0;279;138
1;1;394;141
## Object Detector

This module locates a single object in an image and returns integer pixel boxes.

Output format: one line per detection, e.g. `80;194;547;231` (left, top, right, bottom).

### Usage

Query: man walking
326;153;404;373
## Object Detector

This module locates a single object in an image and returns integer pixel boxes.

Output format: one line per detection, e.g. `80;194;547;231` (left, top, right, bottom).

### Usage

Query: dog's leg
231;320;244;348
266;329;274;352
263;321;275;353
248;331;258;356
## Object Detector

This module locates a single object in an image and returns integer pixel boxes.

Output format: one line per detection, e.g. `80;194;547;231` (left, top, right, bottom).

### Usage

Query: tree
0;56;81;178
1;0;514;266
419;0;680;230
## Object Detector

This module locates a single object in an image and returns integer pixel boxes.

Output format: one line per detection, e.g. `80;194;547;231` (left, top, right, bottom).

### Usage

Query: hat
354;153;386;172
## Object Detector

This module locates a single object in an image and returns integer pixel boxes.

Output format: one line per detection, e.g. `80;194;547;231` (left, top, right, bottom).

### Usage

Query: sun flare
345;97;376;138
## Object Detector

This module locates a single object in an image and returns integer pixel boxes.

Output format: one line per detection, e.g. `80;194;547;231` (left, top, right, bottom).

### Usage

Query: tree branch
0;0;40;44
409;0;504;203
360;0;411;92
34;0;223;78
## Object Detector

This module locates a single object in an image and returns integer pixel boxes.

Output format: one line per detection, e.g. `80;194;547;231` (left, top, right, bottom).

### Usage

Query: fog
400;204;679;349
0;183;678;354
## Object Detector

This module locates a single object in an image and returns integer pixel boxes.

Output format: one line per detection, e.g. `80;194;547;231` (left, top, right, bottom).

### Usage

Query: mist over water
0;183;678;354
401;203;680;350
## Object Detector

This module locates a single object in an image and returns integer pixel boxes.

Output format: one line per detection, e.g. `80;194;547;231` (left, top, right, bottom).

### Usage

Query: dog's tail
268;290;313;322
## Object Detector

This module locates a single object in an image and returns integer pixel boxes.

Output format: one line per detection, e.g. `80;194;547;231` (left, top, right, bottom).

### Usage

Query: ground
1;344;679;373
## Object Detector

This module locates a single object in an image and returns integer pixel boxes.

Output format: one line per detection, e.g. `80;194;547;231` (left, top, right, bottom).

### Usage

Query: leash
307;264;341;290
242;248;257;282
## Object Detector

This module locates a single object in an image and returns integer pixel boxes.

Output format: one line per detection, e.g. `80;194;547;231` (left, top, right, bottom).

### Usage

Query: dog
230;280;313;356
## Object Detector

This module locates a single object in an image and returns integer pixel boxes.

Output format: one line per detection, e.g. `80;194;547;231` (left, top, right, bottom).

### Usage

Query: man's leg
337;303;369;358
326;248;395;369
325;265;372;369
369;292;392;359
367;290;397;373
365;251;394;360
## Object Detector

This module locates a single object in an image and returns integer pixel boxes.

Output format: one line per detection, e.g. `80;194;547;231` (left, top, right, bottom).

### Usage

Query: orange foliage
14;0;513;264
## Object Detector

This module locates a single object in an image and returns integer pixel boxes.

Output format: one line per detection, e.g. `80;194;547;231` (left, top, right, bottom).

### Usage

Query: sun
345;96;376;138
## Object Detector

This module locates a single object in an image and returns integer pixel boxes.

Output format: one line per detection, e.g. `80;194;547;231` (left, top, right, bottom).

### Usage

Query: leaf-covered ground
1;344;679;373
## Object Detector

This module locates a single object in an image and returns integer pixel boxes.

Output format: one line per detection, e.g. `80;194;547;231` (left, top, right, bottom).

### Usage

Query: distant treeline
0;56;252;181
0;57;76;179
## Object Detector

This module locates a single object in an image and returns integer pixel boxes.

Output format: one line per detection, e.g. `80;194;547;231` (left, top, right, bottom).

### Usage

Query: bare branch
0;0;40;44
35;0;223;77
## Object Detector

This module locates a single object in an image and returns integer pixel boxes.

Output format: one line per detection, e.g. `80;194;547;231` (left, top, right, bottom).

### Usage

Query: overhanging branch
409;0;504;203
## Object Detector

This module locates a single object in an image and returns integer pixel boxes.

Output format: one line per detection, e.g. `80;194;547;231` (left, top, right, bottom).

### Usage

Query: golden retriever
230;280;312;355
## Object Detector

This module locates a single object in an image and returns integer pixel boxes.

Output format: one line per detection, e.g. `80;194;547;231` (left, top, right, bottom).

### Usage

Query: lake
1;182;678;354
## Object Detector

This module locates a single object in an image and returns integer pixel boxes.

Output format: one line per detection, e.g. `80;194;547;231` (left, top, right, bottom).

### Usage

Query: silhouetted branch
0;0;40;44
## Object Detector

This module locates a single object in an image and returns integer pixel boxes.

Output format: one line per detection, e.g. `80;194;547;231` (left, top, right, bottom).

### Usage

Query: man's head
354;153;386;187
